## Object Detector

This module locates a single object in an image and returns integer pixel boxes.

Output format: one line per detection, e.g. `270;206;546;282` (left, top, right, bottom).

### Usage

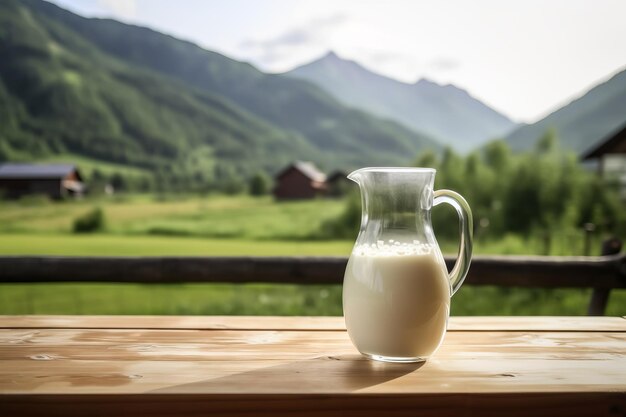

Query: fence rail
1;254;624;315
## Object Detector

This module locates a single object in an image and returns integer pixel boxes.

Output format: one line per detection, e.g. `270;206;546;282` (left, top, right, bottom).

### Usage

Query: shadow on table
152;354;424;394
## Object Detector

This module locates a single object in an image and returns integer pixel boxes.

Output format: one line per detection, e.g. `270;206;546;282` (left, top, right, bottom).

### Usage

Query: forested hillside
0;0;441;190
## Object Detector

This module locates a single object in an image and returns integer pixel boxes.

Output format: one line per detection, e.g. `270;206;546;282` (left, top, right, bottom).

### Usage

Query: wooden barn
0;163;85;200
581;122;626;200
273;161;327;200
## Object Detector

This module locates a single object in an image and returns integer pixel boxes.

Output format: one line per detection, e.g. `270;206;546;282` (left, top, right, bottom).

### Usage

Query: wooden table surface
0;315;625;416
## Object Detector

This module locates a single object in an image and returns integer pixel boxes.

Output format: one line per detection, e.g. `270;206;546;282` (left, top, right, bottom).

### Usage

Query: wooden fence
0;254;624;315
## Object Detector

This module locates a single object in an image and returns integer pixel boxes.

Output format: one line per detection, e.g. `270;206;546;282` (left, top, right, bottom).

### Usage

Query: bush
110;173;126;191
249;173;270;196
73;207;106;233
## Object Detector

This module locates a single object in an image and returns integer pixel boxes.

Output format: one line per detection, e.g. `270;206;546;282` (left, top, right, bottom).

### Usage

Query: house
581;123;626;200
326;170;351;197
273;161;327;199
0;163;85;200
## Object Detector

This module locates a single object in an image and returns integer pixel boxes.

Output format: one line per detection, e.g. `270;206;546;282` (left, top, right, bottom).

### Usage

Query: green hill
0;0;441;188
506;68;626;153
0;0;323;186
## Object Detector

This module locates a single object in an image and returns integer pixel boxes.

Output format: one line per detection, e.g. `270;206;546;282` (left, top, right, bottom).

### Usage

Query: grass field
0;195;345;239
0;194;623;316
0;234;353;256
3;282;622;316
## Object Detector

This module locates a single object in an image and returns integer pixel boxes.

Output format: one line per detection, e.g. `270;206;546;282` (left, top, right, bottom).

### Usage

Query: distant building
581;122;626;200
273;161;327;199
0;163;85;200
326;170;351;197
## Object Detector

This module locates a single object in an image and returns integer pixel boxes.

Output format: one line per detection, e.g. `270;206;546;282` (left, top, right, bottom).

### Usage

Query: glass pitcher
343;167;473;363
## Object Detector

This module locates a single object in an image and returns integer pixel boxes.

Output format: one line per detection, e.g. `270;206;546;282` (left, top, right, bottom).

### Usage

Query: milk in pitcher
343;240;451;361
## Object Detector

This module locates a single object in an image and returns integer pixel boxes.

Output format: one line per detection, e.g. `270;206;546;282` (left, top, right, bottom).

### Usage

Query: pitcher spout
347;169;364;184
346;167;437;220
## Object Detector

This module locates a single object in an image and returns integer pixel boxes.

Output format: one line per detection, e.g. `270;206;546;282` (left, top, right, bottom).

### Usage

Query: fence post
587;237;623;315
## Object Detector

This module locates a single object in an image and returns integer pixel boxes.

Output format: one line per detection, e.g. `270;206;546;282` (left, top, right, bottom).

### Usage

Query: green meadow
0;194;623;316
0;194;344;239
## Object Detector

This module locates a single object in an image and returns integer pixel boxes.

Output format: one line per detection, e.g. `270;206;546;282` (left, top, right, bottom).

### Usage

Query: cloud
239;13;348;65
98;0;137;20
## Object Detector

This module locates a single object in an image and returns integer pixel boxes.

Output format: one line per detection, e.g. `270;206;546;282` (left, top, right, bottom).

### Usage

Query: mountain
0;2;321;186
0;0;440;184
506;68;626;153
285;52;516;152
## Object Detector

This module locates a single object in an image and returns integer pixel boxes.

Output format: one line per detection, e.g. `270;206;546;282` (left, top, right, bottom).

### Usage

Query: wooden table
0;316;625;416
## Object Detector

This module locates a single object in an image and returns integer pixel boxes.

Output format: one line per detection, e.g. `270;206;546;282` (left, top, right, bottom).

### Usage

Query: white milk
343;241;451;360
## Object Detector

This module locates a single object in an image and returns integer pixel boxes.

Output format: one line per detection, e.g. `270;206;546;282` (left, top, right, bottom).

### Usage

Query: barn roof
0;163;79;179
277;161;326;182
581;122;626;160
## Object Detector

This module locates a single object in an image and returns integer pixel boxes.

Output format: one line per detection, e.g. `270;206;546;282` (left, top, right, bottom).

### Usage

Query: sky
48;0;626;123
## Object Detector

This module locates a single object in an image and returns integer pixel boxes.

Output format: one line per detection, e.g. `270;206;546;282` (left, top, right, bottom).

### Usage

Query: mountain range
0;0;439;184
286;52;516;152
0;0;624;186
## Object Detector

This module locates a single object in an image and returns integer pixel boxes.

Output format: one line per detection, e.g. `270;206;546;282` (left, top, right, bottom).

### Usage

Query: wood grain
0;329;624;364
1;315;624;331
0;316;625;416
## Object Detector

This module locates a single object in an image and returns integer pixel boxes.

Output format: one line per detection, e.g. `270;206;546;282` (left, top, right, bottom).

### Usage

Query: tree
414;150;438;169
138;176;154;192
91;169;104;182
483;140;511;173
437;147;464;191
535;128;559;154
110;172;126;191
249;173;270;196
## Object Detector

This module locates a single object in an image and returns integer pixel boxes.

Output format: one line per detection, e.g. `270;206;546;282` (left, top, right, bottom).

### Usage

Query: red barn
273;161;327;200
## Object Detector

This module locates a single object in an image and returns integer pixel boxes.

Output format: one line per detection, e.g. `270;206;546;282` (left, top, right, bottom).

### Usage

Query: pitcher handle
433;190;473;296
